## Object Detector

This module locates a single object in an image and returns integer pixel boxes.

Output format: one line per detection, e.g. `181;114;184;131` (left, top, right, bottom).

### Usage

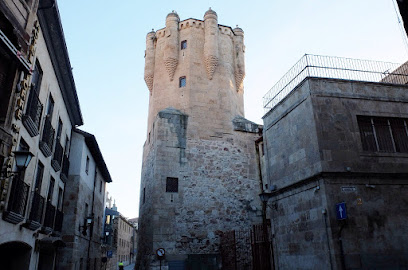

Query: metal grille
43;201;56;228
29;191;45;223
220;225;271;270
54;209;63;232
166;177;178;192
358;116;408;153
263;54;408;112
25;89;43;129
7;174;29;216
41;116;55;150
52;141;63;167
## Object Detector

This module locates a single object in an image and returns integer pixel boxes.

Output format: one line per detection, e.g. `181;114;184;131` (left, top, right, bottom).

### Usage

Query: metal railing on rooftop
263;54;408;112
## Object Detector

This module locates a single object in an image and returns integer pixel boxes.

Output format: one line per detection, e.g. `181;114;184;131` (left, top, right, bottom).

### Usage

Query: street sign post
336;202;347;220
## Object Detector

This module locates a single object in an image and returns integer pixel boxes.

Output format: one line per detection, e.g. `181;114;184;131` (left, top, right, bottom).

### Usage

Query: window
142;188;145;204
46;94;54;118
64;136;70;155
166;177;178;193
84;203;88;219
179;76;186;88
181;40;187;50
57;188;63;211
19;138;29;151
100;180;103;193
34;162;44;192
86;156;90;174
47;177;55;203
358;116;408;153
56;118;63;142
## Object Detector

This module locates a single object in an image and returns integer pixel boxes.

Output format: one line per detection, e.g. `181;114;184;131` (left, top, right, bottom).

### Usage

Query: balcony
23;90;43;137
263;54;408;112
2;174;29;224
43;201;56;233
51;141;63;172
26;191;45;230
61;154;70;182
39;116;55;157
54;209;63;232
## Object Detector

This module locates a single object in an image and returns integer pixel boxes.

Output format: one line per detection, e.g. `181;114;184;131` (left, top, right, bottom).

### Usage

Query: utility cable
392;0;408;56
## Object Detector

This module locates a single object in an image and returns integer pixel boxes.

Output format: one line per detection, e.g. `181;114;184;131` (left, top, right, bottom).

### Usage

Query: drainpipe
87;168;97;270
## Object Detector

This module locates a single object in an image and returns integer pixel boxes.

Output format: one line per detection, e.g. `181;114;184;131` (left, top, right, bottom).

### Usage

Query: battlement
155;19;238;39
144;9;246;137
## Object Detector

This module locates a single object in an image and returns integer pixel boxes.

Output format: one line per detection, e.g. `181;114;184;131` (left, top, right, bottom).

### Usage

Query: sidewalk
124;263;135;270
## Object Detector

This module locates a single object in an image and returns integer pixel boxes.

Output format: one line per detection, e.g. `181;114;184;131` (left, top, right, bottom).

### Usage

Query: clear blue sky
58;0;407;218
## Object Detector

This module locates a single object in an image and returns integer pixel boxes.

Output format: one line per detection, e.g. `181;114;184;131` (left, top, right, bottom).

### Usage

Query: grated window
166;177;178;193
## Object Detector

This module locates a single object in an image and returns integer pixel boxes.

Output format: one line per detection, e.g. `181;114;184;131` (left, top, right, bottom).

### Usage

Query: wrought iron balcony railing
263;54;408;112
27;190;45;230
39;116;55;157
23;89;43;137
61;154;70;182
54;209;63;232
51;141;63;172
2;174;29;224
43;201;56;230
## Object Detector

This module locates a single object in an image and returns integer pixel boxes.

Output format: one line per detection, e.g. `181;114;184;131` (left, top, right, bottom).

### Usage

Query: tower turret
233;26;245;91
144;29;156;92
163;11;180;81
137;10;262;270
204;8;219;80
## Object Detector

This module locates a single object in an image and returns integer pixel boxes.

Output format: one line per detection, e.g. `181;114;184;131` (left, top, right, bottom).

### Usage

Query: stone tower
137;9;263;269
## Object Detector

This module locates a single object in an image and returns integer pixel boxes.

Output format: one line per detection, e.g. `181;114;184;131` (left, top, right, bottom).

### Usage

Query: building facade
137;9;263;269
0;0;83;269
262;55;408;269
58;129;112;270
103;203;136;270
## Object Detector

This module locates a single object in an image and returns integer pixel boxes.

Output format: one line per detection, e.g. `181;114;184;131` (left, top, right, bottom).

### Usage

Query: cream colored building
0;0;83;270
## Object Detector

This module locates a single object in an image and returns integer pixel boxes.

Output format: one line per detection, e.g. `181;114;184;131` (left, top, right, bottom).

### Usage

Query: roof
37;0;83;126
73;129;112;183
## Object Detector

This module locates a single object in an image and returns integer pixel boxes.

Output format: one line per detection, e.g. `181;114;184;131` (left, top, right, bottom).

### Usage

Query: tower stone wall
137;10;263;270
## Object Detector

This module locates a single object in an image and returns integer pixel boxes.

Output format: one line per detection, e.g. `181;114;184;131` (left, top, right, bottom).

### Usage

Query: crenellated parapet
144;30;156;92
233;26;245;91
163;11;180;81
144;9;246;94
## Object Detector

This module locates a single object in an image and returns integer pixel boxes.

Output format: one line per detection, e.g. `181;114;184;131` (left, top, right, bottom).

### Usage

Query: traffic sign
107;250;113;258
336;202;347;220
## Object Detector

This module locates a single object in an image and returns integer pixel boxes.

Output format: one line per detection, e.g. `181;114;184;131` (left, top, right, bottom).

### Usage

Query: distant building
0;1;83;269
59;129;112;270
261;54;408;269
103;202;136;270
137;9;263;269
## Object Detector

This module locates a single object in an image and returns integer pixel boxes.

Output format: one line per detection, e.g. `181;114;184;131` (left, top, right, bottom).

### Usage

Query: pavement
124;263;135;270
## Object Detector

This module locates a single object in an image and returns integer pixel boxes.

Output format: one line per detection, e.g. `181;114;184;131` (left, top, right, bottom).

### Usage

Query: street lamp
13;151;34;171
80;216;94;236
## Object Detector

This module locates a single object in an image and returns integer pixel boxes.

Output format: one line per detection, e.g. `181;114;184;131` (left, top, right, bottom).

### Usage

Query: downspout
87;167;97;270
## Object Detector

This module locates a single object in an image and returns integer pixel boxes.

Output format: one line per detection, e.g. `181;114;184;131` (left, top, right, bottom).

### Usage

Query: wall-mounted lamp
79;216;94;236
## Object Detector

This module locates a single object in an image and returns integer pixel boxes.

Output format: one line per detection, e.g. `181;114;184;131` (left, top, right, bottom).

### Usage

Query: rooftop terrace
263;54;408;113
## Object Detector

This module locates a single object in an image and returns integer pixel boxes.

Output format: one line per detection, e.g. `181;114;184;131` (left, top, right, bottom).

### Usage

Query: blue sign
107;250;113;258
336;202;347;220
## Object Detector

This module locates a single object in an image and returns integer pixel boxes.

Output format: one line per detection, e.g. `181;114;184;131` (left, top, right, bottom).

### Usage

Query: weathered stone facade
137;10;263;269
263;77;408;269
59;129;112;270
